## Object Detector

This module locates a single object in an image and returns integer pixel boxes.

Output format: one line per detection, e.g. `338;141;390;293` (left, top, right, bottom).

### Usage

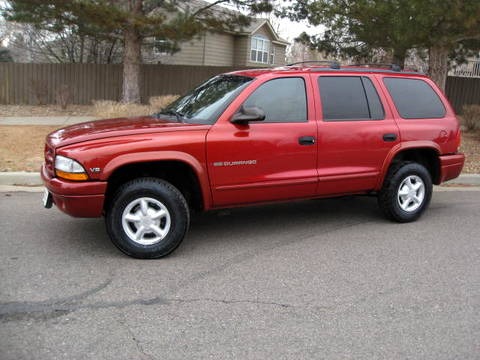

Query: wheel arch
103;152;211;212
377;143;442;189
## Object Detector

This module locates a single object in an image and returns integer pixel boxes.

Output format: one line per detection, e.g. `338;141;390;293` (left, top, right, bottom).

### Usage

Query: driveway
1;190;479;359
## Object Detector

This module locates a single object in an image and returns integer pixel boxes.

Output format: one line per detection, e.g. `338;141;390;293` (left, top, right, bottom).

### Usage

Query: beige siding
155;37;205;66
273;44;287;66
234;36;249;67
252;26;271;39
204;32;235;66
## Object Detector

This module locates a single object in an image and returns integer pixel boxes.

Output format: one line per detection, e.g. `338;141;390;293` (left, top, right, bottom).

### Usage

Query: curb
0;172;42;186
1;172;479;187
444;174;480;186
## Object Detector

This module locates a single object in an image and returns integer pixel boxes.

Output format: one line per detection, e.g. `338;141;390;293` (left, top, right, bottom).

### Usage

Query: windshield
157;75;253;124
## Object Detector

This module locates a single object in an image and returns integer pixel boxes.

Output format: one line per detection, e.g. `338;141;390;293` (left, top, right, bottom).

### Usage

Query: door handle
298;136;316;145
383;133;397;142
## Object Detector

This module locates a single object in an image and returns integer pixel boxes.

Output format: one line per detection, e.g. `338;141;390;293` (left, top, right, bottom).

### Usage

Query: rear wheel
106;178;189;258
378;162;432;222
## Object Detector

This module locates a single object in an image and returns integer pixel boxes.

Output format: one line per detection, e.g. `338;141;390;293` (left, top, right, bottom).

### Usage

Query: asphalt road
1;189;479;360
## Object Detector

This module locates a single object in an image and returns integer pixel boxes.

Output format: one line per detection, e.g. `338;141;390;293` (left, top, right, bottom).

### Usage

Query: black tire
378;162;432;223
106;177;190;259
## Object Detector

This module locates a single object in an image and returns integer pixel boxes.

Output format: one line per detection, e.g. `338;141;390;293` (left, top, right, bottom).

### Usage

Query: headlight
55;155;89;181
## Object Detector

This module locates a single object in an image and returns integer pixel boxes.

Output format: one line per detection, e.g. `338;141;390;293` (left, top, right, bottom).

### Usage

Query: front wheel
378;162;432;223
106;178;190;259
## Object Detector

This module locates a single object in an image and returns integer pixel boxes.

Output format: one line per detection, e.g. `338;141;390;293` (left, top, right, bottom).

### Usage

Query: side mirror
231;106;266;125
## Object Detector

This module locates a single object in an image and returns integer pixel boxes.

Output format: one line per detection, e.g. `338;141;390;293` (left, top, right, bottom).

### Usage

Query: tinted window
319;76;384;121
383;78;446;119
244;78;307;122
362;77;384;120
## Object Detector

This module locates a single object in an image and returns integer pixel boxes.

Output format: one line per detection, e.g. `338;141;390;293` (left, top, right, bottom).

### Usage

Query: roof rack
286;60;341;69
350;63;402;72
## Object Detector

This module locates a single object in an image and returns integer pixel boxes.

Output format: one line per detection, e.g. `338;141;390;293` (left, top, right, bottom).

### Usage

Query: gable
246;20;289;47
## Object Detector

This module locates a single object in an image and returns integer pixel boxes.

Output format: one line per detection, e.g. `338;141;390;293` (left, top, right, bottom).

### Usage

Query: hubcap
121;197;171;245
397;175;425;212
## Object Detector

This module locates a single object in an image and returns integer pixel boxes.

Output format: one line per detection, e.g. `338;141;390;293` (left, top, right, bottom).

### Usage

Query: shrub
93;100;151;119
93;95;180;119
149;94;179;111
56;84;72;110
462;105;480;132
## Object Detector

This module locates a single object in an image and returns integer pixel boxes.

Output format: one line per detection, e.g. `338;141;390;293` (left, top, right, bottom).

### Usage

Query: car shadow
53;195;382;258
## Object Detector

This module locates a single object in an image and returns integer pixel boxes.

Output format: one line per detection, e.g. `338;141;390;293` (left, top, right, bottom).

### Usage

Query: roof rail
286;60;341;69
350;63;402;72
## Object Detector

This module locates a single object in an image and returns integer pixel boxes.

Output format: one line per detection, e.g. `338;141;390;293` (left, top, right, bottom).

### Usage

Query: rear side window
243;77;307;123
318;76;384;121
383;78;446;119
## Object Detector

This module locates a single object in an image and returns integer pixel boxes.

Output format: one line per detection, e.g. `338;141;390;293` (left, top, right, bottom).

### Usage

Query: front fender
101;151;212;210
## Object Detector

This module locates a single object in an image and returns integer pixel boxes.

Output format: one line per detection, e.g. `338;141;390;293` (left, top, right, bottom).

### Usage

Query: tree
0;47;13;61
4;0;272;103
4;23;123;63
280;0;480;90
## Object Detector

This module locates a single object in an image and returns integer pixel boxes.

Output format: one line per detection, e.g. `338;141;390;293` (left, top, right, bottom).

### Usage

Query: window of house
383;78;446;119
250;36;270;64
243;77;307;122
270;47;275;65
318;76;385;121
153;37;175;55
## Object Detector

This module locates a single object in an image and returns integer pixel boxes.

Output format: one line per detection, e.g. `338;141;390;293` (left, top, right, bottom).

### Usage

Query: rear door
313;74;400;195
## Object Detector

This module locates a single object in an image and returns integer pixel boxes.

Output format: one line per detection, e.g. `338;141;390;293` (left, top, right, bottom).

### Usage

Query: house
449;56;480;78
143;2;289;67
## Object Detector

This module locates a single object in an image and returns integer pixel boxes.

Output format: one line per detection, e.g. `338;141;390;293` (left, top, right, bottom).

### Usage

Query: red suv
42;63;465;258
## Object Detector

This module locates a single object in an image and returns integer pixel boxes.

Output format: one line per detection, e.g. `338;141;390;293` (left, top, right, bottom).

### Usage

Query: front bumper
41;164;107;218
438;153;465;184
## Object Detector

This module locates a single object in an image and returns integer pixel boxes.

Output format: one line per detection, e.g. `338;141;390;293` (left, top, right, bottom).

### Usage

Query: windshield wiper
156;110;184;123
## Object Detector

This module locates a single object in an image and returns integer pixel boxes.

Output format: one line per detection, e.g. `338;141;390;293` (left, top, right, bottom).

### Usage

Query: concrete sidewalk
0;116;97;126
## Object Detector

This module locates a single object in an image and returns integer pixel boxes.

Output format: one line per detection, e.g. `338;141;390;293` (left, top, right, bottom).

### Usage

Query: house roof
177;0;289;46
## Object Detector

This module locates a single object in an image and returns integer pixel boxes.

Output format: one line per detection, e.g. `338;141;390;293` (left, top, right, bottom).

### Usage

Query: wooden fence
0;63;244;105
445;76;480;113
1;63;479;112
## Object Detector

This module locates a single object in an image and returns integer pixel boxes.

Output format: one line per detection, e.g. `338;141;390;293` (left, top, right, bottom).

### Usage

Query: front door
206;76;318;207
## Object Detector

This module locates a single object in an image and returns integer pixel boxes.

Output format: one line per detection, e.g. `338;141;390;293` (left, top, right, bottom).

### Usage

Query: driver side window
243;77;307;123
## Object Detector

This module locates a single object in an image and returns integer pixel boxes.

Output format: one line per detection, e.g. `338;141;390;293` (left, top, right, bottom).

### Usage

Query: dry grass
0;105;96;117
0;126;479;173
460;131;480;173
462;105;480;132
0;95;179;118
0;126;59;172
93;95;179;118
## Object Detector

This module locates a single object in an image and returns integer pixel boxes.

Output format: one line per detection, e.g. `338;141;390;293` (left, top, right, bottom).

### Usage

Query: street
1;189;479;359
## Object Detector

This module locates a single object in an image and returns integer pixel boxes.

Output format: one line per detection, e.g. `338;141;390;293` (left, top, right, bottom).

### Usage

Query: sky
202;0;324;42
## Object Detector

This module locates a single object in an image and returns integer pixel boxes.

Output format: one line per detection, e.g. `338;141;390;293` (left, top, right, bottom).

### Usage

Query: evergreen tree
281;0;480;90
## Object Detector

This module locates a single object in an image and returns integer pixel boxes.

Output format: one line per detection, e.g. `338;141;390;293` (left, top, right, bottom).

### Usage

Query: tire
106;178;190;259
378;162;432;223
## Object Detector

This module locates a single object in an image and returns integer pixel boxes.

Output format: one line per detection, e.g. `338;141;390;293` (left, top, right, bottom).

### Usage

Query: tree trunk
392;49;406;69
122;27;142;103
428;45;449;91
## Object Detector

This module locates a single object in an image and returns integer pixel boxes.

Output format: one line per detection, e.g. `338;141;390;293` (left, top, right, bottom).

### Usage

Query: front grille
44;143;55;177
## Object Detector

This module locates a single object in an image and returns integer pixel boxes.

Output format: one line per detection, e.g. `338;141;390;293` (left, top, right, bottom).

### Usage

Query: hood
47;115;208;148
